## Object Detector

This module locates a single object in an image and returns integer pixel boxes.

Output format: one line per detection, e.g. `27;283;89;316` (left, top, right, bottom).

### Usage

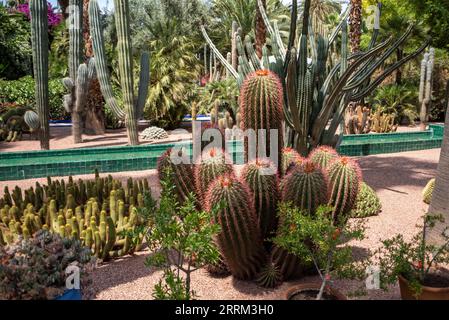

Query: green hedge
0;76;67;120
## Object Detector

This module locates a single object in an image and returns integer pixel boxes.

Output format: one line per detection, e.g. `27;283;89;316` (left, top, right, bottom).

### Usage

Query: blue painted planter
54;289;82;300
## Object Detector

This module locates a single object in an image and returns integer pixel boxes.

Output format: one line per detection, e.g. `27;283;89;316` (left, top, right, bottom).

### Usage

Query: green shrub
350;182;382;218
0;76;66;120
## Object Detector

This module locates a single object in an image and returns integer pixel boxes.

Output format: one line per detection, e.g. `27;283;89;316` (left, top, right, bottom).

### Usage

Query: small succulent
140;126;169;140
350;182;382;218
422;178;435;205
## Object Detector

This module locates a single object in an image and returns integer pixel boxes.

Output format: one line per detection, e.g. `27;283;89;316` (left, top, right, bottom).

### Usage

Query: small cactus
256;261;283;288
309;146;339;170
140;126;169;140
241;159;279;241
281;148;304;176
204;175;266;280
194;148;235;203
24;111;40;131
423;178;435;205
327;157;362;222
280;160;328;215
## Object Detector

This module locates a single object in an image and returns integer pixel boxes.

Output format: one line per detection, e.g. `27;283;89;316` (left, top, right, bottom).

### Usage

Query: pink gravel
0;144;441;300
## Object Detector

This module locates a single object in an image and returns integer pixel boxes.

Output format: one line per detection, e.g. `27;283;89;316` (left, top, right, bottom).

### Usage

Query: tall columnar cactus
240;70;284;170
29;0;50;150
194;148;235;203
280;160;329;215
281;148;304;176
89;0;150;145
157;148;196;204
241;160;279;241
201;0;430;155
419;48;435;131
204;175;266;280
309;146;339;170
327;157;362;223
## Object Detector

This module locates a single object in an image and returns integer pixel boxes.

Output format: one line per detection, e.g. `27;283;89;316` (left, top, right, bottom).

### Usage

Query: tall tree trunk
349;0;362;53
82;0;105;135
255;0;267;59
428;80;449;245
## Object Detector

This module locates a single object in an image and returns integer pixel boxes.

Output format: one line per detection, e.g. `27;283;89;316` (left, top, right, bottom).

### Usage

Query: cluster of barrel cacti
201;0;430;154
156;144;363;287
0;107;39;142
0;172;149;260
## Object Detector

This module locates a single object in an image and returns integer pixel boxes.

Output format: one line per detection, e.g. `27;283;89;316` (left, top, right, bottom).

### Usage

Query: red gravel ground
0;146;441;300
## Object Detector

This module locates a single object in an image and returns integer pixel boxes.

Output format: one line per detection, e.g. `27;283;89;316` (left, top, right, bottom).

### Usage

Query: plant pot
398;275;449;300
284;283;347;301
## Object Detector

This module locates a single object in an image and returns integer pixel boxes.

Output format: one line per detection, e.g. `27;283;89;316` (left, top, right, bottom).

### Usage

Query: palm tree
299;0;342;25
428;80;449;244
349;0;362;53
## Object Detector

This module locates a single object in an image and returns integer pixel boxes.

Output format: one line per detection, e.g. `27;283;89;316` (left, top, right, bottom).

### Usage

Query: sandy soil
1;147;441;300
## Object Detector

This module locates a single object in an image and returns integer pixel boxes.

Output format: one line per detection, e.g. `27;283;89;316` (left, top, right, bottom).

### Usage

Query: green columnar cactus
194;148;235;203
281;148;304;176
419;48;435;131
201;0;430;154
204;175;266;280
309;146;339;170
89;0;150;145
157;148;196;204
240;70;284;170
29;0;50;150
280;160;328;215
241;160;279;241
327;157;362;223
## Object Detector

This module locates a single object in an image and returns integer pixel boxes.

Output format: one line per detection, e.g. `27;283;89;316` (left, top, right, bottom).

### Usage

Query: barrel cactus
240;70;284;170
281;148;305;176
256;261;283;288
350;182;382;218
280;160;329;215
194;148;235;202
270;245;305;280
140;127;168;140
157;148;196;203
422;178;435;205
309;146;339;170
327;157;362;222
204;175;266;280
241;159;279;241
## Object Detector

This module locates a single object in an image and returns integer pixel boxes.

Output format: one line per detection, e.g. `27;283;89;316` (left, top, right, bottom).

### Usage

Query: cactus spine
240;70;284;170
204;175;266;280
89;0;150;145
29;0;50;150
241;160;279;241
327;157;362;223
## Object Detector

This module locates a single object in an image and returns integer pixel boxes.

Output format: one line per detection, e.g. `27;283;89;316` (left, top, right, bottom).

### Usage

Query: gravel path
0;148;441;300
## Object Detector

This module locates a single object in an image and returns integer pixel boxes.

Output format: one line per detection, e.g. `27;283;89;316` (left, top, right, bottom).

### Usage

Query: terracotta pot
284;283;347;300
398;275;449;300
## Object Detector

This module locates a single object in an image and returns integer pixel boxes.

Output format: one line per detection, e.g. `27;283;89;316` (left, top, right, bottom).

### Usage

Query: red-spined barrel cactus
241;159;279;241
194;148;234;202
270;245;305;280
327;157;362;223
240;70;284;170
281;147;305;176
157;148;196;203
280;161;329;215
309;146;339;170
204;175;266;280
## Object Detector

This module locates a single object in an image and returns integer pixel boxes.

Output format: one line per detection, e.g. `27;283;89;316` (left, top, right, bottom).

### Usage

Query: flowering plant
15;1;62;27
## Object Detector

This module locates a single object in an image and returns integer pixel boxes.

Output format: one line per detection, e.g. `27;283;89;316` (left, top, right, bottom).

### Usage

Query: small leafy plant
375;214;449;297
0;230;93;300
274;203;368;300
137;170;221;300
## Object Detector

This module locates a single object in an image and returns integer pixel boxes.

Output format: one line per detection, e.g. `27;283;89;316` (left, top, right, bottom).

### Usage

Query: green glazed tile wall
0;126;445;181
